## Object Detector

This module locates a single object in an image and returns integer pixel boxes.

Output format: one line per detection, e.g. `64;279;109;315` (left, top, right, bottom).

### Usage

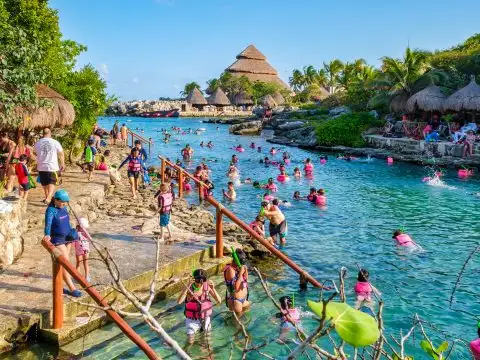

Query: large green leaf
307;300;380;347
420;340;438;360
436;341;449;354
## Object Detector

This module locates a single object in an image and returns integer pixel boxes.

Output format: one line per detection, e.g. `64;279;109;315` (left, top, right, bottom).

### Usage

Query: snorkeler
224;249;250;315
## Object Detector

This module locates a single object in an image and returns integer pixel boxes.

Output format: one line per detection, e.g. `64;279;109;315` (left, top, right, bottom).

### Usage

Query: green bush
315;112;384;147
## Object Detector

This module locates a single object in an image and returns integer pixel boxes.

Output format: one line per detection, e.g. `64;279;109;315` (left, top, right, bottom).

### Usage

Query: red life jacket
15;163;28;184
159;192;173;213
184;282;213;320
128;156;141;172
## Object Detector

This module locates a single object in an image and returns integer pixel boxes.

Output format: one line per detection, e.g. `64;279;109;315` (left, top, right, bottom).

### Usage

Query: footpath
0;144;235;354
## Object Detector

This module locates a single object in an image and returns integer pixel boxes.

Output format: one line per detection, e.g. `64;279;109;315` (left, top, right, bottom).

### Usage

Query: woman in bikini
223;249;250;315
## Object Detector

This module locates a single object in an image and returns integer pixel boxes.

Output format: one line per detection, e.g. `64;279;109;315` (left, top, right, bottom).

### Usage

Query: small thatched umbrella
233;92;253;106
262;94;277;108
207;88;231;107
186;87;207;109
272;92;285;106
406;85;447;113
444;75;480;112
389;92;409;113
1;84;75;130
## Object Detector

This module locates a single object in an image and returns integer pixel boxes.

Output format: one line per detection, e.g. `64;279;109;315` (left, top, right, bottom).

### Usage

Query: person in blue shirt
134;140;148;163
43;189;82;297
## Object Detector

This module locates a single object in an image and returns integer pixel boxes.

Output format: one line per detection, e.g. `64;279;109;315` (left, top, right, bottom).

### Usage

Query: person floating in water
293;191;304;200
278;295;301;338
354;269;381;311
177;269;221;344
392;229;418;248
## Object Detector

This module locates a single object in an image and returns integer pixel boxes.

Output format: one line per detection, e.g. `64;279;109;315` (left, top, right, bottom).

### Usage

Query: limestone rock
329;106;351;117
277;121;305;131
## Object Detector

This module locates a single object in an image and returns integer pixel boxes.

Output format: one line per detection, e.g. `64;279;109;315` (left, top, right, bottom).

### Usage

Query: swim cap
54;189;70;202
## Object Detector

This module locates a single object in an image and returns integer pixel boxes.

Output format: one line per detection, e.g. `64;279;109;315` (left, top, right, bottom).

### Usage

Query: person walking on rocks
43;189;82;297
34;128;65;204
118;147;143;199
154;183;174;241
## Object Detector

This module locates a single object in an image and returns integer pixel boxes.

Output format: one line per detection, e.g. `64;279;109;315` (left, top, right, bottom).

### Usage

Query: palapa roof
1;84;75;129
262;94;277;108
225;45;290;90
444;76;480;112
233;92;253;106
207;88;231;106
389;92;409;113
272;92;285;105
406;85;447;113
186;87;208;105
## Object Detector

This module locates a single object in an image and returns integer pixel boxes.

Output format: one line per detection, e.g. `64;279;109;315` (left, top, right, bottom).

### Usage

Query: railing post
216;206;223;258
52;257;64;329
198;184;203;202
160;159;165;183
178;170;183;198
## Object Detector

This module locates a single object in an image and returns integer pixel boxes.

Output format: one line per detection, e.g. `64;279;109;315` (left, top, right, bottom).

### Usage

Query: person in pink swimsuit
354;269;381;310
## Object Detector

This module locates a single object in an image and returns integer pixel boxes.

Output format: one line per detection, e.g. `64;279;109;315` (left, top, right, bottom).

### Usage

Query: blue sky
51;0;480;100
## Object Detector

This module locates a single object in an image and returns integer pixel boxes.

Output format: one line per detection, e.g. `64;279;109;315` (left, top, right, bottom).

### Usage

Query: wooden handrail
158;156;325;289
128;129;153;153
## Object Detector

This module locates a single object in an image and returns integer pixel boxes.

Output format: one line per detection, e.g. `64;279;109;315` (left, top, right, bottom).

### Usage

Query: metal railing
158;156;324;288
128;129;153;153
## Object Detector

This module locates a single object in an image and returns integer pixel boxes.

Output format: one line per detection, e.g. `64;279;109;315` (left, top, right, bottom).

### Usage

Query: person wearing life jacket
392;229;418;248
224;249;250;314
154;183;175;241
181;144;193;161
264;178;278;192
470;322;480;360
43;190;82;298
14;154;31;200
278;296;301;336
315;188;327;206
81;138;97;181
304;158;314;176
354;269;381;311
177;269;221;343
202;179;214;199
118;148;143;199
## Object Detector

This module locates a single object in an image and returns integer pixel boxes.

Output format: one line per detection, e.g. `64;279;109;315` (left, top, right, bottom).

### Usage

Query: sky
50;0;480;101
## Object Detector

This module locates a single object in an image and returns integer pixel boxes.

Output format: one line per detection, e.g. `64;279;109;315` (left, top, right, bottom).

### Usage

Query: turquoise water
7;116;479;359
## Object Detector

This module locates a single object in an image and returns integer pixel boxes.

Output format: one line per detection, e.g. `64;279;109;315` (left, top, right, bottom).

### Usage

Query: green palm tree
181;82;202;97
205;78;219;95
323;59;344;91
289;69;305;92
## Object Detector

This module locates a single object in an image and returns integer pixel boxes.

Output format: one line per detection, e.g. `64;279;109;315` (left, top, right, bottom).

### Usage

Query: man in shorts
34;128;65;203
260;200;288;245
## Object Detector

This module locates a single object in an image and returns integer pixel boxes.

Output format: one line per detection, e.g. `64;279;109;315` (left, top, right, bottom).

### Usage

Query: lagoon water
9;117;480;359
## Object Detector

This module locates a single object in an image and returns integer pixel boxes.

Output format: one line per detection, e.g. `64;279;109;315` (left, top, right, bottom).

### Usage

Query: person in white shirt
34;128;65;203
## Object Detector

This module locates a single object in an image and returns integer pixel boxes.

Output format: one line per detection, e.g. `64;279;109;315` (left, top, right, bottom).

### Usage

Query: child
354;269;381;310
183;177;192;192
75;218;91;282
293;167;302;177
392;229;417;248
278;296;300;333
263;192;275;202
249;216;265;237
223;181;237;200
177;268;222;344
315;188;326;206
304;158;314;175
82;139;97;181
14;154;31;200
118;148;143;199
293;191;304;200
155;183;174;241
96;154;108;171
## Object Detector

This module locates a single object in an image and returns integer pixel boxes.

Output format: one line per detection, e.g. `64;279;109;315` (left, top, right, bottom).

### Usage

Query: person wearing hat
471;321;480;359
43;189;82;297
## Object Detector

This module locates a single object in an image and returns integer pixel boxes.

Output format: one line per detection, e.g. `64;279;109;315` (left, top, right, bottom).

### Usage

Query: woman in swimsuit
224;249;250;315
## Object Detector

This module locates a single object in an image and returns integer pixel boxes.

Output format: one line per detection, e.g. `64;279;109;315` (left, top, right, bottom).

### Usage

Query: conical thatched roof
272;92;285;105
444;76;480;111
233;92;253;106
389;92;409;113
262;94;277;108
1;84;75;129
186;87;207;105
207;88;231;106
225;45;290;90
406;85;447;112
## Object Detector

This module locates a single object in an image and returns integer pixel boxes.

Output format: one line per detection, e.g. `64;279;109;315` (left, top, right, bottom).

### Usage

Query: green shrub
315;112;384;147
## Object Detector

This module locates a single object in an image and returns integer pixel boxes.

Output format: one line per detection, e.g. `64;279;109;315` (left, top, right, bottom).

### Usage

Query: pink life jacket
354;281;372;297
97;163;108;171
265;183;277;192
304;163;313;173
249;221;263;235
159;192;173;213
281;308;300;324
128;156;141;172
184;282;213;320
470;338;480;360
315;195;326;206
395;234;414;246
184;183;192;191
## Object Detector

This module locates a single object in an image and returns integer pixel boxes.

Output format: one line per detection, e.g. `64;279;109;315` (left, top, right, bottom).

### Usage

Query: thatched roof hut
272;92;285;106
233;92;253;106
186;87;208;106
262;94;277;108
225;45;290;90
406;85;446;113
1;84;75;130
444;76;480;112
207;88;231;106
389;92;409;113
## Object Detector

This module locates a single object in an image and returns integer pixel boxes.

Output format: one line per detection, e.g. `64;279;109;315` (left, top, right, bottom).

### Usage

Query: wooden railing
128;129;153;153
158;156;325;288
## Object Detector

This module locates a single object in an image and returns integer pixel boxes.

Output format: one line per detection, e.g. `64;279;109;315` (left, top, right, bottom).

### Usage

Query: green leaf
436;341;448;354
420;340;438;360
307;300;380;347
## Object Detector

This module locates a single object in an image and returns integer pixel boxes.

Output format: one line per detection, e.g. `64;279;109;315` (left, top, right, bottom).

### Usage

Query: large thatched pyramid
225;45;290;90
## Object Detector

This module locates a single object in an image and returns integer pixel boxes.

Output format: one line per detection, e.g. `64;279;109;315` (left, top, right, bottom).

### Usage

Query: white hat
78;217;90;229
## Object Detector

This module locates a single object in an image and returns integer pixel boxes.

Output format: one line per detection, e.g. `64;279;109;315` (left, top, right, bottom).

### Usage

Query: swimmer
269;147;277;155
320;156;328;164
293;191;305;200
392;229;418;248
263;157;271;165
223;181;237;201
257;146;262;153
207;141;213;148
306;187;317;202
249;216;265;237
354;269;381;311
250;142;256;149
193;166;204;181
253;181;261;188
278;295;300;338
243;178;252;184
231;154;239;164
304;158;314;175
200;141;205;147
181;144;194;161
293;167;302;177
227;163;239;178
202;179;214;198
260;200;288;245
264;178;278;192
315;188;326;206
263;192;275;202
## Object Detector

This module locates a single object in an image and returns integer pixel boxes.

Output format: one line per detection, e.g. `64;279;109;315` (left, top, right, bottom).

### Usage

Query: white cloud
133;77;140;84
